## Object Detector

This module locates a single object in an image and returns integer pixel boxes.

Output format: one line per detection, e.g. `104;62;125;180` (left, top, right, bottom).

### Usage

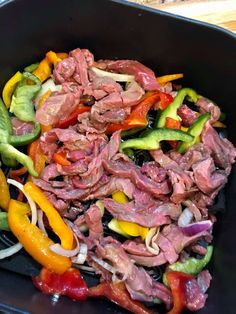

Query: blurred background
128;0;236;33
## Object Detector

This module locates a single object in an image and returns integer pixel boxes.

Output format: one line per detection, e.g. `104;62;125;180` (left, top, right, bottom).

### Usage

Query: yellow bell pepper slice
112;191;129;204
213;121;226;128
108;218;130;237
8;199;71;274
157;73;184;85
0;169;10;211
23;182;74;250
2;71;22;108
118;220;149;241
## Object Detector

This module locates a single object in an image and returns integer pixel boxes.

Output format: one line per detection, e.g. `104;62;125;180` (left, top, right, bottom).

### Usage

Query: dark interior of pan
0;0;236;313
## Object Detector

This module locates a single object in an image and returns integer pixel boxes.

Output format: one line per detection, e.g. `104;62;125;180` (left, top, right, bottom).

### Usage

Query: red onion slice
180;220;213;236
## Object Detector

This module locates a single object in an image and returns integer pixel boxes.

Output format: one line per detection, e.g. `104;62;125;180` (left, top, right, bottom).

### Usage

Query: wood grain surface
129;0;236;33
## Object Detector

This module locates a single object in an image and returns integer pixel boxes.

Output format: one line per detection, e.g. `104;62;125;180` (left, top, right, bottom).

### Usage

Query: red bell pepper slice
159;92;174;110
165;117;181;149
88;281;154;314
32;267;88;301
166;271;194;314
55;106;91;129
106;92;160;134
52;152;71;166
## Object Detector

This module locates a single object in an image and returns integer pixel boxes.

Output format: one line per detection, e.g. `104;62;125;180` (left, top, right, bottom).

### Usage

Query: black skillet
0;0;236;313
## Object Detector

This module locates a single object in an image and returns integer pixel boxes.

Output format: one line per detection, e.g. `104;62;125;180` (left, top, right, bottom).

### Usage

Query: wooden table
129;0;236;34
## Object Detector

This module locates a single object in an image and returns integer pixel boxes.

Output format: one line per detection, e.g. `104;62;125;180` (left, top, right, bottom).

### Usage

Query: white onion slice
0;243;23;260
75;265;95;273
178;208;193;227
37;209;48;236
145;227;160;255
91;255;115;273
50;234;79;257
7;179;37;225
91;66;135;82
72;243;88;264
34;78;62;108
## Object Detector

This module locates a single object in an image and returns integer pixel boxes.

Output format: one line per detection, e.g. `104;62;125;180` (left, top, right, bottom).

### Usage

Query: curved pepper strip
33;267;88;300
55;106;91;129
163;246;213;286
0;169;10;211
9;122;41;147
10;72;41;122
2;71;22;108
24;63;39;73
177;113;211;153
27;139;47;178
33;58;52;83
0;98;13;134
156;88;198;128
108;191;149;240
0;144;38;177
0;212;9;231
157;73;183;85
166;271;194;314
88;282;153;314
8;200;71;274
23;182;74;250
120;129;193;151
106;92;160;134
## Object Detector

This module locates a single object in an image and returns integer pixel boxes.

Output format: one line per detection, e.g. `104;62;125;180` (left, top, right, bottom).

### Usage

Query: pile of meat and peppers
0;48;235;314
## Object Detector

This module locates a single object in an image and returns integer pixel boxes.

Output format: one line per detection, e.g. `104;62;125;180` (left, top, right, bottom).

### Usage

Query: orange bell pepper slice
33;58;52;83
0;169;10;211
53;152;71;166
23;182;74;250
8;199;71;274
28;139;47;179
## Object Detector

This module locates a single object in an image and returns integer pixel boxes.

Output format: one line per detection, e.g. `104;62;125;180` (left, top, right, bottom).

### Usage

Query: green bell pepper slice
156;88;198;128
163;246;213;286
0;143;38;177
120;128;194;151
10;72;41;122
177;113;211;154
0;212;10;231
9;122;41;147
0;98;12;135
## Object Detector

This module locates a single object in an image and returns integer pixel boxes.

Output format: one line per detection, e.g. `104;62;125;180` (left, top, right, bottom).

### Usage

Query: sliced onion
7;179;37;225
91;255;115;273
145;227;160;255
180;220;213;236
72;243;88;264
91;66;135;82
75;265;95;273
178;208;193;227
37;209;48;236
34;78;62;108
0;243;23;260
50;234;80;257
